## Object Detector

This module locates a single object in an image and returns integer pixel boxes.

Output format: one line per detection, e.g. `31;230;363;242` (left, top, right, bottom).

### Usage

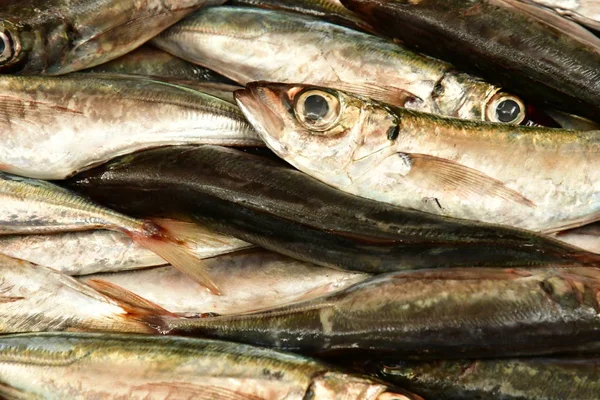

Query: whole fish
153;6;529;124
0;0;226;75
68;145;597;276
0;74;259;180
228;0;376;33
522;0;600;32
0;254;152;334
0;228;251;276
0;332;417;400
0;171;220;294
83;45;235;83
236;82;600;233
81;250;370;315
341;0;600;122
151;267;600;358
377;357;600;400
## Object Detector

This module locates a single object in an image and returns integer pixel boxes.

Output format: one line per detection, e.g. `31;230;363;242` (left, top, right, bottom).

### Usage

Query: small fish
0;332;418;400
80;250;370;315
68;145;597;276
0;172;220;294
521;0;600;32
153;6;528;124
236;82;600;233
0;73;260;179
0;227;252;276
0;0;226;74
341;0;600;122
149;267;600;358
0;254;154;334
377;357;600;400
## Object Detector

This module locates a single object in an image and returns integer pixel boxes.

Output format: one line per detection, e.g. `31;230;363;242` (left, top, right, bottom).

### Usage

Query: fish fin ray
542;212;600;235
405;153;535;207
149;218;229;246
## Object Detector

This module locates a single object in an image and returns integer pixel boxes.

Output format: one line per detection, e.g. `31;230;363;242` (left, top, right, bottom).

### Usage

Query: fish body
67;145;596;275
0;254;151;334
378;357;600;400
0;171;220;293
0;229;251;276
0;74;259;179
0;0;225;75
80;250;370;315
341;0;600;122
555;222;600;255
0;332;414;400
236;83;600;233
157;267;600;358
152;6;527;124
522;0;600;31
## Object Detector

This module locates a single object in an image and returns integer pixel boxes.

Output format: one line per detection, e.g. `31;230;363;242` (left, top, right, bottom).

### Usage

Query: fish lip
235;83;290;157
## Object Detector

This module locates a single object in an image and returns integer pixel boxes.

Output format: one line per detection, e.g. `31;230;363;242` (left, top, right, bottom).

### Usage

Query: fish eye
0;29;15;64
486;93;526;124
294;89;341;132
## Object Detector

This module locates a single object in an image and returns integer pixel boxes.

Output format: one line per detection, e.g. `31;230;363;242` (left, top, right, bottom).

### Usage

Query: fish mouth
235;82;290;156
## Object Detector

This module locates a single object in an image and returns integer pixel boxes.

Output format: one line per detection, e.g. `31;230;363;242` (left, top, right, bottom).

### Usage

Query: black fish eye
303;94;330;122
0;30;14;64
495;99;521;123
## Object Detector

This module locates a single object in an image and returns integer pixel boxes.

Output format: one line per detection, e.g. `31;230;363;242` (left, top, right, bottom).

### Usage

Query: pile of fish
0;0;599;398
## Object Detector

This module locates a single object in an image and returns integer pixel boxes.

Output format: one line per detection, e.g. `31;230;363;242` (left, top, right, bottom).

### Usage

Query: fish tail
130;219;222;295
86;279;177;334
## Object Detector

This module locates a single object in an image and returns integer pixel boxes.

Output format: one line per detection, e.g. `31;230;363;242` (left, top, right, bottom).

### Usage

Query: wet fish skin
152;6;526;124
555;222;600;255
377;357;600;400
341;0;600;122
83;44;235;83
0;74;259;180
80;250;370;315
0;332;415;400
0;0;226;75
157;267;600;358
0;229;251;276
236;82;600;233
0;254;152;334
522;0;600;32
228;0;377;33
67;145;598;275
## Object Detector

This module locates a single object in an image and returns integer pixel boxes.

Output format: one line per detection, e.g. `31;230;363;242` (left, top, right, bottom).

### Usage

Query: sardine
0;0;226;75
80;250;370;315
68;145;599;275
377;357;600;400
0;332;416;400
0;74;259;180
152;267;600;358
0;254;152;334
0;171;220;294
236;82;600;233
152;6;528;124
228;0;376;33
0;229;251;276
341;0;600;122
522;0;600;32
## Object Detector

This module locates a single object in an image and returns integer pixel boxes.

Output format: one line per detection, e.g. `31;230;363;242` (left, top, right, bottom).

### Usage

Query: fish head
236;82;398;188
0;18;29;73
432;71;527;124
306;371;421;400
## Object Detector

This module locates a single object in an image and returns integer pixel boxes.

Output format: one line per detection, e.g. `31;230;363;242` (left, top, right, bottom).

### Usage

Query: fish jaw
307;372;416;400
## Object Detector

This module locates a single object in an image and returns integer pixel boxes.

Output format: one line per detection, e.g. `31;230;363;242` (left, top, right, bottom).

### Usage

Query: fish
554;222;600;255
228;0;376;33
80;250;370;315
521;0;600;32
235;82;600;233
0;0;226;75
0;254;154;334
0;332;417;400
341;0;600;123
83;44;235;83
148;267;600;358
152;6;529;124
376;357;600;400
0;228;252;276
0;171;220;294
67;145;599;275
0;73;260;180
